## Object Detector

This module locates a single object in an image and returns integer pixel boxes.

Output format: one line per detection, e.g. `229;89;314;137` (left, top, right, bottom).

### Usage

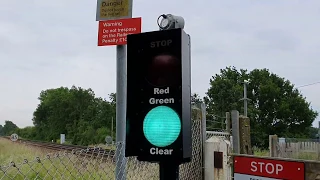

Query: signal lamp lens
146;54;180;87
143;106;181;147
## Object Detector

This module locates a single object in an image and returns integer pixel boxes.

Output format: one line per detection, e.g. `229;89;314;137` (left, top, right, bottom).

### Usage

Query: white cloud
0;0;319;128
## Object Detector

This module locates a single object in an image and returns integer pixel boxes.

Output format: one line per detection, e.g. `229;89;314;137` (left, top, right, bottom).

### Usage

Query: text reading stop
251;161;283;175
150;40;172;48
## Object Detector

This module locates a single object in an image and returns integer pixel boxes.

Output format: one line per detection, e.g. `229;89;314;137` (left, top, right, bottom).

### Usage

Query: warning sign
96;0;132;21
234;156;305;180
97;17;141;46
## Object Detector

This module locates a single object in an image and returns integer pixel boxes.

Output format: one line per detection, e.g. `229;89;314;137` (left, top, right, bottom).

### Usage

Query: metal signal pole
115;45;127;179
240;80;250;117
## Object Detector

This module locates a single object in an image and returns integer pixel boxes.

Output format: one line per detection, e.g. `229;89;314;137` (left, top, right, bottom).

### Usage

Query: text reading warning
98;17;141;46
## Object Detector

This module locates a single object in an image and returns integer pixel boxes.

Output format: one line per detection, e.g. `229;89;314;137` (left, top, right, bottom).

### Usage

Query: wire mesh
180;118;203;180
0;104;204;180
0;145;118;180
206;130;230;140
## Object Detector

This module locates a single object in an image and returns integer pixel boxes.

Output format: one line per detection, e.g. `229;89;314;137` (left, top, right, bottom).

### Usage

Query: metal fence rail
0;144;158;180
206;130;230;140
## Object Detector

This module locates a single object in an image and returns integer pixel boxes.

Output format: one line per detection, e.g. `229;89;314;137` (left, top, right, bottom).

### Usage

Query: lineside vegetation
0;138;158;180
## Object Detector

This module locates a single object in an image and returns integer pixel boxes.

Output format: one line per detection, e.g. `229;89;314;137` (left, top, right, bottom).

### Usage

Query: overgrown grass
253;148;269;157
252;147;320;161
0;138;158;180
0;139;50;165
291;152;319;161
88;143;116;150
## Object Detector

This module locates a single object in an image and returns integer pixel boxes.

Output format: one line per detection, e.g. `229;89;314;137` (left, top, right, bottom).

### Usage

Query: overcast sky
0;0;319;128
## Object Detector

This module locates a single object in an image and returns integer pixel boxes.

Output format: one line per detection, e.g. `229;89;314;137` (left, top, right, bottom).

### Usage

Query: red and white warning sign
97;17;141;46
234;156;305;180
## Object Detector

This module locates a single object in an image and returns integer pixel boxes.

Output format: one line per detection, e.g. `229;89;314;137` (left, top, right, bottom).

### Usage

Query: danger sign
234;156;304;180
97;17;141;46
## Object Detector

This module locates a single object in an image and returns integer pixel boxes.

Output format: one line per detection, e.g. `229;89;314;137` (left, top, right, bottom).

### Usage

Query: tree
108;93;116;107
191;93;203;106
32;86;116;145
0;125;3;136
2;120;19;135
205;66;318;148
16;126;36;139
306;127;319;139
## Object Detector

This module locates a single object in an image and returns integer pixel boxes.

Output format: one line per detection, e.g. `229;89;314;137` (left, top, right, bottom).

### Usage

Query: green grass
88;143;116;151
0;138;158;180
0;139;49;165
253;148;269;157
291;151;319;161
252;147;320;161
55;139;116;150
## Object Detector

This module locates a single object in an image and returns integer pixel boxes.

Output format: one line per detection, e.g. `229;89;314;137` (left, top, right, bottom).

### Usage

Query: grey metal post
231;110;240;154
115;45;127;180
200;103;207;180
111;117;114;142
201;103;207;146
240;81;250;117
243;82;248;116
318;121;320;160
221;115;224;130
318;121;320;140
226;112;230;134
201;103;207;143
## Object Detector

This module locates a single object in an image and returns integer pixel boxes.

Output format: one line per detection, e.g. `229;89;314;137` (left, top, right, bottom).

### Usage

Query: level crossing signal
125;28;192;163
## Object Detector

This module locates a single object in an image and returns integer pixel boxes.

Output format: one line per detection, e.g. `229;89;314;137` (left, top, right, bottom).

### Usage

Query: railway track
1;136;116;157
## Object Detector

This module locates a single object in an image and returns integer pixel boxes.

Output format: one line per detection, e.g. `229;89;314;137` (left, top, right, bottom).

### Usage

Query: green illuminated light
143;106;181;147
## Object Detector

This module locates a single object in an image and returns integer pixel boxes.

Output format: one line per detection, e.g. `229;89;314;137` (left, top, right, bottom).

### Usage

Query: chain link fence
0;142;157;180
206;112;231;138
206;130;230;140
1;104;204;180
205;112;231;143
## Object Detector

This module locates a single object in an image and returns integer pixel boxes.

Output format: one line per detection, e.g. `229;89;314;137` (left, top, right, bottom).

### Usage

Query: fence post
318;121;320;160
231;110;240;154
239;116;252;155
201;103;207;145
221;114;225;130
269;135;278;157
201;103;207;180
318;143;320;161
226;112;230;135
